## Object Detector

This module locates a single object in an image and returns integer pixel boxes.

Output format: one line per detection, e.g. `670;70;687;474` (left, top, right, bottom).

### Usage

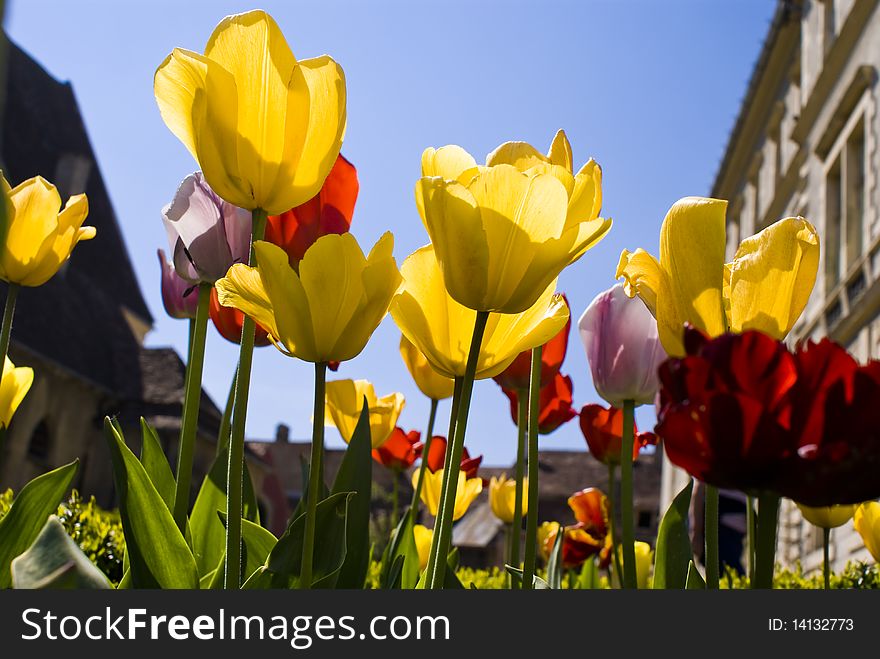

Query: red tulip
264;154;358;265
503;372;577;435
418;435;482;479
372;427;421;471
542;488;613;569
656;327;880;506
493;295;571;391
579;403;658;465
209;286;272;347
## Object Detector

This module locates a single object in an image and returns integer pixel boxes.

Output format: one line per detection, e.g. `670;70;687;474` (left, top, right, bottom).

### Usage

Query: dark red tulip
493;295;571;391
265;154;358;266
542;488;613;569
503;372;577;435
579;403;658;465
418;435;482;479
372;427;421;471
656;327;880;506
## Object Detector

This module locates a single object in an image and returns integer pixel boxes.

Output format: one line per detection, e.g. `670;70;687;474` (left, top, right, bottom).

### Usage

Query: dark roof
1;35;152;324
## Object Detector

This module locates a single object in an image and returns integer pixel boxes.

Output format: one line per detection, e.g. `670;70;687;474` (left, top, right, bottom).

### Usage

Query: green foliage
56;491;125;585
721;562;880;589
653;478;693;589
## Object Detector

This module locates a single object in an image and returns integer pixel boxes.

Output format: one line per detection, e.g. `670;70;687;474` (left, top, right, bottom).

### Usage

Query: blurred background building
660;0;879;573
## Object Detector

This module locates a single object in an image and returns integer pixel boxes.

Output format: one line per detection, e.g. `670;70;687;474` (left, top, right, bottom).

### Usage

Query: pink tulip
157;249;198;319
578;283;666;407
162;172;251;284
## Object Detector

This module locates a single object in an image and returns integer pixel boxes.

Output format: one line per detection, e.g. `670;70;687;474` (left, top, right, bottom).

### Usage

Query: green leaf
12;517;111;589
330;397;372;588
380;509;420;589
443;551;464;589
505;565;550;589
139;418;175;512
576;558;599;590
546;524;565;589
104;417;198;589
190;442;261;577
217;512;277;582
264;491;353;589
686;560;706;589
653;478;694;589
0;460;77;588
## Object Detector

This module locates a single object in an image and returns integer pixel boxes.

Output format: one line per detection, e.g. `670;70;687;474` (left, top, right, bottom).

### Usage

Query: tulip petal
727;217;819;339
657;197;728;356
616;248;661;317
547;130;573;170
566;159;602;226
485;140;549;170
4;177;62;273
215;262;281;345
0;358;33;428
420;145;478;181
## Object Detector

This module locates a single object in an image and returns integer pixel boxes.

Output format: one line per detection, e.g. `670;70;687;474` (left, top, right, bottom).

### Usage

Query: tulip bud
854;502;880;563
157;249;197;320
796;503;857;529
162;172;251;285
413;524;433;571
489;474;528;524
578;283;667;407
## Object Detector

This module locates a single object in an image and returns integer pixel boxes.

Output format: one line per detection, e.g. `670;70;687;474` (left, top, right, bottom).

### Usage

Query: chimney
275;423;290;443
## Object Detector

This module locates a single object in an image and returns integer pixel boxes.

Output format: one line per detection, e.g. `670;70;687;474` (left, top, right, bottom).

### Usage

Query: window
637;510;652;530
822;0;837;56
27;420;51;463
824;117;866;297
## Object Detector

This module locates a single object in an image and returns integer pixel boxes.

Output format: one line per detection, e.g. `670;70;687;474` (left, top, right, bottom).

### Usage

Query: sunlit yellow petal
399;335;455;401
727;217;819;339
567;159;602;226
657;196;728;356
797;503;856;529
325;379;404;448
547;130;573;171
413;525;433;571
485;140;549;170
854;502;880;563
4;177;61;272
454;474;483;521
421;145;478;181
215;261;282;343
616;248;661;317
0;357;33;428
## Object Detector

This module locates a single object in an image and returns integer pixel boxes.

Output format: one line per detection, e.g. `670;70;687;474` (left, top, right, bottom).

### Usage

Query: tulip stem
410;398;439;524
509;387;527;588
753;492;779;589
521;346;543;590
216;363;238;455
704;484;720;589
747;495;756;585
0;283;19;368
426;312;489;590
301;361;328;590
823;527;831;590
423;378;463;584
607;463;624;587
619;399;637;589
391;470;400;530
172;282;211;531
224;208;267;590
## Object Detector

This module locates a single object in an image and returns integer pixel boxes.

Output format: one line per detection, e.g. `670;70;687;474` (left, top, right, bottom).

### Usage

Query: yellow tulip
615;541;653;589
617;196;819;356
154;10;346;214
488;474;528;524
0;174;94;287
324;379;404;449
415;134;610;313
537;521;561;560
797;503;857;529
390;245;569;380
216;232;401;363
0;357;33;428
854;502;880;563
399;335;455;401
414;468;482;521
413;524;433;571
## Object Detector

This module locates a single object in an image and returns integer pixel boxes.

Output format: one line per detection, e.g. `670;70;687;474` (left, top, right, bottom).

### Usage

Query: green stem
704;484;719;589
223;208;266;590
619;399;637;589
823;527;831;590
216;363;238;455
521;346;543;590
607;463;623;587
410;398;439;522
747;494;756;585
426;312;489;590
509;387;527;588
300;361;327;590
0;283;19;368
172;282;211;531
753;492;779;589
423;378;462;583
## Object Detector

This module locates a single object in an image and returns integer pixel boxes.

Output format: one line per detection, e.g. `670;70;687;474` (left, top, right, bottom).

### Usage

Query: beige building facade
660;0;879;573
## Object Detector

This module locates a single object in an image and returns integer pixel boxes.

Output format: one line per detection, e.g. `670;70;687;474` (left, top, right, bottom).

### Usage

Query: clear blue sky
5;0;776;465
